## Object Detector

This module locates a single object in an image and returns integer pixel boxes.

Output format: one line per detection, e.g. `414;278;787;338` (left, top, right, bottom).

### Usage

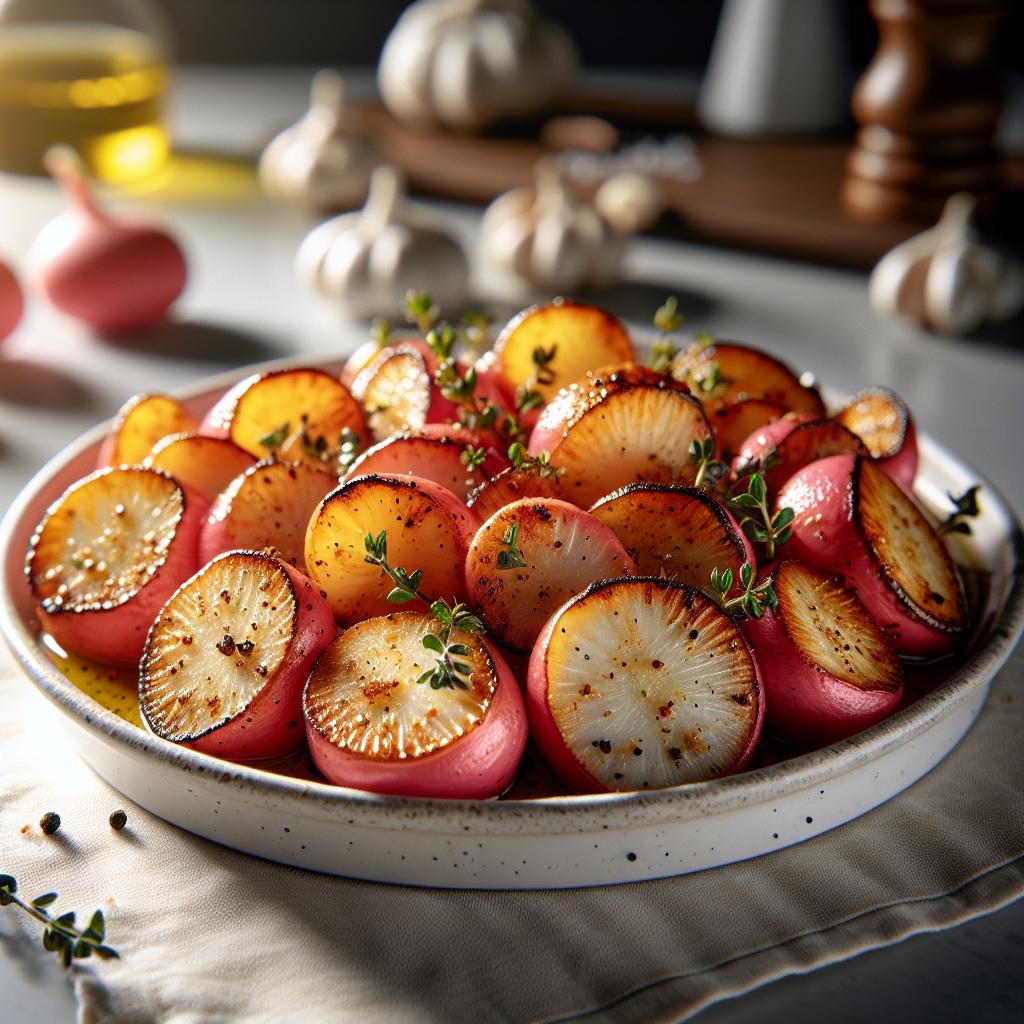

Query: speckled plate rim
1;353;1022;837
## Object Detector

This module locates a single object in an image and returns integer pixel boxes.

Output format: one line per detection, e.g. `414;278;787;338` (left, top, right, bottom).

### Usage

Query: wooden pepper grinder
843;0;1009;223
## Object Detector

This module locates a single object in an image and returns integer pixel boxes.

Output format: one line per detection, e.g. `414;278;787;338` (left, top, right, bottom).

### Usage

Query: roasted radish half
467;463;569;522
345;427;508;502
494;299;635;405
742;561;904;746
304;474;478;624
97;392;198;468
144;433;257;503
708;398;787;463
527;577;764;793
465;498;635;654
834;386;918;492
589;484;753;587
200;368;368;470
779;455;966;658
304;612;527;798
671;339;825;417
201;460;336;570
351;340;457;441
140;552;335;762
26;467;206;665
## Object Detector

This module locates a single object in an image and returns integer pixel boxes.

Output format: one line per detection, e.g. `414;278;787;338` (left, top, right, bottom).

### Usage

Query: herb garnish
709;562;778;620
688;436;728;491
0;873;118;968
515;345;558;416
728;472;794;560
651;296;684;372
258;421;290;452
403;290;440;334
496;521;526;570
939;485;982;536
508;442;560;478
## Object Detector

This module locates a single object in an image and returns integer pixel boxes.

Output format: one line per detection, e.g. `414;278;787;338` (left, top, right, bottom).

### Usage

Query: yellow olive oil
0;24;169;182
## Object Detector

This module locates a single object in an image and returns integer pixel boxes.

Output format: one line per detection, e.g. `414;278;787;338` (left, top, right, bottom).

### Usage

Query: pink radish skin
778;454;966;658
835;388;919;494
306;636;527;799
741;561;903;746
28;468;208;665
731;413;815;475
878;416;918;493
0;258;24;342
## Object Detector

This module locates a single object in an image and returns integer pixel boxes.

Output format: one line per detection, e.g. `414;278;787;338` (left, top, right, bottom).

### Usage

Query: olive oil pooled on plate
0;24;169;181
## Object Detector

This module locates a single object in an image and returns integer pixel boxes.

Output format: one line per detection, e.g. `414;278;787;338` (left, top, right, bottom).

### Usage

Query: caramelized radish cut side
345;429;508;502
589;484;753;587
201;460;336;570
671;339;824;417
467;465;569;522
352;341;456;441
544;382;711;507
709;398;787;463
779;455;966;657
304;612;527;798
761;419;868;496
465;498;635;654
527;577;763;793
341;338;391;389
834;386;918;492
141;553;335;762
494;300;635;405
304;473;478;625
97;392;198;468
200;368;368;470
144;433;257;503
742;561;903;746
26;467;206;665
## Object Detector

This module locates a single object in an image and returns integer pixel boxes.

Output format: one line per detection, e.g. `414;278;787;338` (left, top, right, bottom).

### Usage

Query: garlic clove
924;240;989;335
594;172;665;234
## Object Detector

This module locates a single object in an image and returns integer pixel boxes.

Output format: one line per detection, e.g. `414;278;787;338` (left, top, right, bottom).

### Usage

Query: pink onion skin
306;642;528;799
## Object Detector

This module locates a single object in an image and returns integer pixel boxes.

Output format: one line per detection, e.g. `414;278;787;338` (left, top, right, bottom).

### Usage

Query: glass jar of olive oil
0;0;171;182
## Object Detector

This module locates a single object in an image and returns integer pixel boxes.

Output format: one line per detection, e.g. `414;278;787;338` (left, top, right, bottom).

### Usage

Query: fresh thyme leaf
708;561;777;620
370;318;391;348
496;520;526;570
688;435;727;490
727;473;794;560
460;445;487;470
654;296;684;335
939;484;982;536
258;421;291;451
403;290;440;333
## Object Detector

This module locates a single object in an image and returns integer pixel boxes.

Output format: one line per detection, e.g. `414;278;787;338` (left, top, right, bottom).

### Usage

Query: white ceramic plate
2;356;1022;889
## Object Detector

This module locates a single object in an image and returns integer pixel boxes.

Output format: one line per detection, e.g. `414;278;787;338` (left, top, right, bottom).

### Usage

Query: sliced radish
779;455;966;657
589;484;754;588
465;498;635;654
304;611;527;799
494;299;635;405
201;460;336;571
527;577;764;793
467;464;569;522
341;337;390;389
26;467;207;665
97;392;197;468
709;397;787;463
304;473;479;625
834;386;918;492
742;560;903;746
537;371;711;507
200;368;368;471
671;339;824;417
345;427;509;502
144;433;257;504
351;341;457;441
140;552;335;762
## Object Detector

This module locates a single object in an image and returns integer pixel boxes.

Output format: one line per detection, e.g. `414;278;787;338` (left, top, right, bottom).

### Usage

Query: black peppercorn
39;812;61;836
109;810;128;831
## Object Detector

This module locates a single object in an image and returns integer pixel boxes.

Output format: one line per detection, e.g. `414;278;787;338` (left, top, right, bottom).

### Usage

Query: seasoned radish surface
709;398;786;462
547;385;710;507
99;393;197;467
835;387;909;459
856;459;964;632
354;343;452;441
202;460;336;570
145;433;257;503
201;368;368;469
304;473;477;624
467;465;569;522
531;578;762;791
465;499;634;653
763;419;867;495
589;484;751;587
495;300;635;404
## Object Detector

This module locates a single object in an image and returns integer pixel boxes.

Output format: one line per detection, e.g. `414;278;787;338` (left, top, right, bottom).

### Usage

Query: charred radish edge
303;614;528;799
466;463;568;522
834;386;918;493
26;467;207;666
139;551;336;761
761;419;868;496
588;483;753;586
741;560;903;746
710;397;788;463
527;576;764;795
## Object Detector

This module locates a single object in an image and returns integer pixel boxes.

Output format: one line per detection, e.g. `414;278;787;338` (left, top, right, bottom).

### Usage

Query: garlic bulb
870;193;1024;335
378;0;577;132
594;172;665;234
296;165;469;320
259;70;379;213
480;160;623;292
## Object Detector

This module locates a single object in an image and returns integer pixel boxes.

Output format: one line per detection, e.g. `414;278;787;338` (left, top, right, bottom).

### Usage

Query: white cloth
1;639;1022;1024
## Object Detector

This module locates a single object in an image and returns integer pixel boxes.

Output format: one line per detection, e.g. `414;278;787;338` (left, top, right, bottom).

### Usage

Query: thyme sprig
460;445;488;471
710;562;778;620
363;531;484;689
496;521;526;570
688;436;728;491
651;296;684;372
0;874;118;968
939;485;982;536
403;290;440;334
508;442;560;478
515;344;558;415
728;472;794;560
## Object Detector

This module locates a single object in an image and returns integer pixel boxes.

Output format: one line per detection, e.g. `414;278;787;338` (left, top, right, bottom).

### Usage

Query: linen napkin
1;637;1022;1024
